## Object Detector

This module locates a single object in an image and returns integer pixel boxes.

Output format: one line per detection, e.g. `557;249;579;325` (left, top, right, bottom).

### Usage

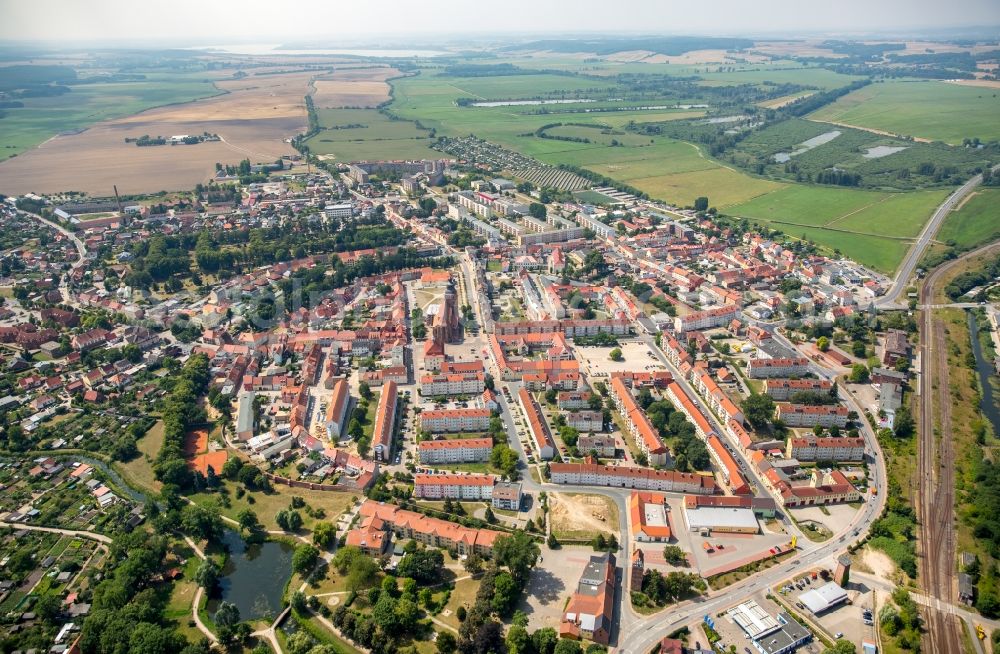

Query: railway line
916;241;1000;653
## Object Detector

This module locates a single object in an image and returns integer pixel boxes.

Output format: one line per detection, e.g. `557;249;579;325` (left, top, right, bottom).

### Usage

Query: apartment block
418;437;494;464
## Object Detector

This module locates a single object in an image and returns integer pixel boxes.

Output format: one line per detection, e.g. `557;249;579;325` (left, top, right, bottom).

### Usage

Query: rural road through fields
881;164;1000;308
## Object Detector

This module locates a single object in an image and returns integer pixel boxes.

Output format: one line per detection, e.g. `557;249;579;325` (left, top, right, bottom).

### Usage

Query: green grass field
937;188;1000;250
0;73;223;160
809;80;1000;145
727;186;948;271
304;108;439;161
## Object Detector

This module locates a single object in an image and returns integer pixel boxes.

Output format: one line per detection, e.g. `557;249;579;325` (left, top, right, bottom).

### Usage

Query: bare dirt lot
0;71;310;196
311;67;401;108
549;492;617;541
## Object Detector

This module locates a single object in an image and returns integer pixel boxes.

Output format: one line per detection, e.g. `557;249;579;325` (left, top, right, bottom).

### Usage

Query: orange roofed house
560;552;617;645
358;499;501;556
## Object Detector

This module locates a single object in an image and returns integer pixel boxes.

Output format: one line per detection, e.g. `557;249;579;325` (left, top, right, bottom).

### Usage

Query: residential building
762;379;835;401
629;491;672;542
518;387;555;460
549;462;717;494
491;482;522;511
775;404;849;428
673;305;738;333
559;553;616;645
746;357;810;378
786;436;865;462
418;437;493;464
610;375;667;466
373;381;398;461
358;500;500;556
577;434;617;458
414;473;494;500
419;408;491;433
324;379;350;439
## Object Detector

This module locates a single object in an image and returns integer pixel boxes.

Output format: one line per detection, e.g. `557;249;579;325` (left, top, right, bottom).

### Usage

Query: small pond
207;529;294;623
773;130;842;162
863;145;908;159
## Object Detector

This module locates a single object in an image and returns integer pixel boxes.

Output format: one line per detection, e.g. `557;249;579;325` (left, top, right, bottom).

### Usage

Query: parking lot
516;544;593;632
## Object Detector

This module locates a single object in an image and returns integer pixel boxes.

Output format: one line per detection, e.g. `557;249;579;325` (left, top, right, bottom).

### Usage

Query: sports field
937;189;1000;251
727;186;948;272
809;80;1000;145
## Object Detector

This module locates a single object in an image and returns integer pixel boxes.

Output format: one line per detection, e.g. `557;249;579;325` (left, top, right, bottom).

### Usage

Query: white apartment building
775;403;850;428
786;436;864;461
746;357;811;379
419;408;491;433
414;473;495;500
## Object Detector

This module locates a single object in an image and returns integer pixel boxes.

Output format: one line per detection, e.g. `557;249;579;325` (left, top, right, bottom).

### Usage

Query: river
967;312;1000;435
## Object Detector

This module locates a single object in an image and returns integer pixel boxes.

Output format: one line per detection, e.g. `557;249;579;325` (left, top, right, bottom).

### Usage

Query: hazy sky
1;0;998;44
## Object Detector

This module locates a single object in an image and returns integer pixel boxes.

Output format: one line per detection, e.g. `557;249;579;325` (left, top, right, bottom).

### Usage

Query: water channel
967;311;1000;435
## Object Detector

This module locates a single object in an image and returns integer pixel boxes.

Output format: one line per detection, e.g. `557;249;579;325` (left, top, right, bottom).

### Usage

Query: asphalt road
880;164;1000;308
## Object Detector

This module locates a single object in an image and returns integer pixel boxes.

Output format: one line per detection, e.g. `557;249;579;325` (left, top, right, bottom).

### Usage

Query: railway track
917;241;1000;653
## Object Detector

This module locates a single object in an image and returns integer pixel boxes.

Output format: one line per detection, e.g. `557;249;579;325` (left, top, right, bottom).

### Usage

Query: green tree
397;548;444;585
313;521;337;548
494;530;541;588
215;601;240;628
822;640;857;654
554;639;583;654
816;336;830;352
292;544;320;575
849;364;870;383
608;348;623;362
437;630;458;654
662;545;687;566
194;558;220;591
741;394;775;428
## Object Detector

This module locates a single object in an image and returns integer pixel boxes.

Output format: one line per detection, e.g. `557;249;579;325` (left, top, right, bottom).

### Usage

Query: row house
518;387;556;460
610;376;667;466
673;305;738;334
324;379;351;439
414;473;495;500
71;328;110;352
775;403;850;429
762;378;835;401
549;462;717;494
774;469;861;508
786;436;865;462
664;382;715;441
705;434;751;495
746;357;810;379
359;500;501;556
373;381;398;462
420;371;485;397
419;408;491;433
690;370;744;425
418;438;494;464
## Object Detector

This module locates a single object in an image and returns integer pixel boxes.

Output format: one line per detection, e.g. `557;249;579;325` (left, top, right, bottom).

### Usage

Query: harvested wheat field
549;492;618;542
0;71;310;196
311;66;401;108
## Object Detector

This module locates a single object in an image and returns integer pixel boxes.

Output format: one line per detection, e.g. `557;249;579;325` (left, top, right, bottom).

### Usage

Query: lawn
0;74;223;160
436;576;481;630
305;108;439;161
725;185;948;272
189;484;357;533
116;418;165;494
809;80;1000;145
937;188;1000;251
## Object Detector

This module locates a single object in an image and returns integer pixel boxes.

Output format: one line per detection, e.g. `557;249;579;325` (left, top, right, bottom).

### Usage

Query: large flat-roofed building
682;504;759;534
728;602;811;654
418;437;493;464
798;581;849;614
559;553;616;645
414;473;495;500
419;408;491;433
